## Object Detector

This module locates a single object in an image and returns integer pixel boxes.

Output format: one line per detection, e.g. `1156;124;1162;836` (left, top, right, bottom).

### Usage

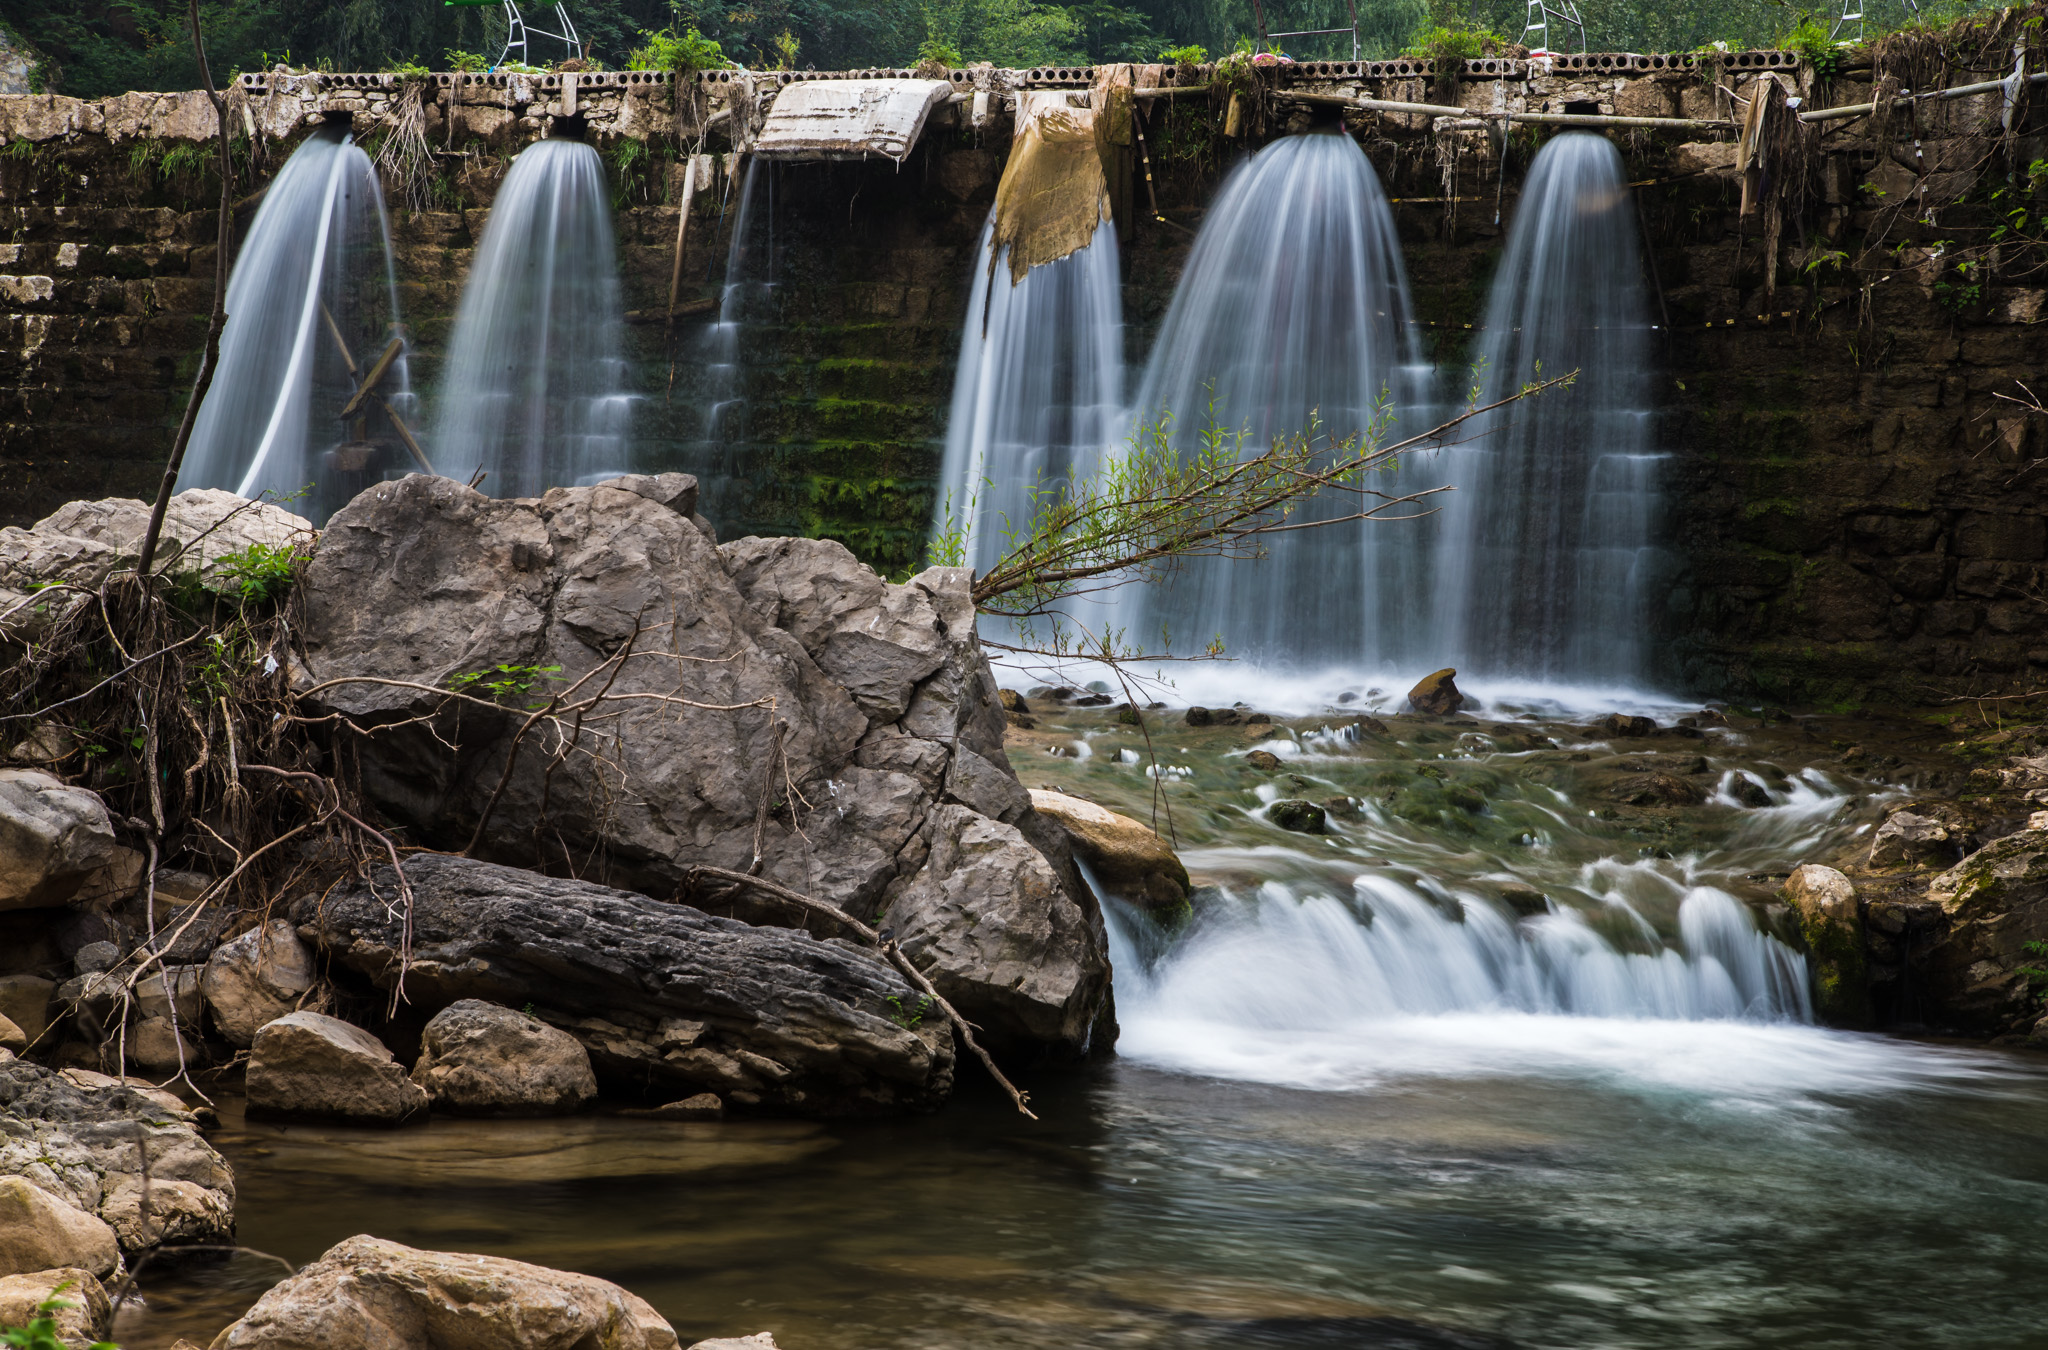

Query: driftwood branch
681;864;1036;1119
135;0;234;577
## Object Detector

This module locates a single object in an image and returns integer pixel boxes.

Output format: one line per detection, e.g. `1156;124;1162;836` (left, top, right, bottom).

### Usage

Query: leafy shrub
1780;13;1843;77
213;542;303;605
625;25;730;73
1402;15;1504;62
384;54;431;79
1159;43;1207;64
444;48;488;71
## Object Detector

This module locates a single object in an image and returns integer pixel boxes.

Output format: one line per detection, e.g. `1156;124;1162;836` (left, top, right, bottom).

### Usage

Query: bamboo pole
1800;69;2048;122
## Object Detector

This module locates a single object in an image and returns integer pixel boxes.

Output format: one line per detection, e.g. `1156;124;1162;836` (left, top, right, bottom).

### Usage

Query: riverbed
115;691;2048;1349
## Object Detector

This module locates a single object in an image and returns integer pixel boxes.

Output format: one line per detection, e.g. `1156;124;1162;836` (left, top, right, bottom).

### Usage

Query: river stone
0;1016;21;1055
1611;773;1706;807
1027;789;1190;911
878;804;1111;1054
1245;750;1283;771
293;476;1109;1059
210;1234;680;1350
0;771;115;912
1922;829;2048;1033
1869;803;1978;869
688;1337;778;1350
1268;800;1328;834
412;1000;597;1117
1781;864;1868;1025
201;920;317;1047
1405;668;1464;715
0;1176;120;1278
298;854;955;1117
247;1012;429;1125
0;1059;233;1254
0;1268;111;1344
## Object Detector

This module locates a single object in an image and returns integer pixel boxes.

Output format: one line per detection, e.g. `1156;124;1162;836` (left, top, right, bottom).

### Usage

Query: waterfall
1121;132;1433;668
1431;133;1663;684
1110;879;1814;1089
934;215;1123;581
687;159;770;531
179;126;411;521
432;138;631;499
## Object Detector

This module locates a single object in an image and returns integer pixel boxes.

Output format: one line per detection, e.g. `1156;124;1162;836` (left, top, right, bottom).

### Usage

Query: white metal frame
497;1;583;68
1522;0;1587;53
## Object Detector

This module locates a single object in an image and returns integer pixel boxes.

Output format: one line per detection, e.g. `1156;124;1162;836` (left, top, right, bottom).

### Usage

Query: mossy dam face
2;48;2043;703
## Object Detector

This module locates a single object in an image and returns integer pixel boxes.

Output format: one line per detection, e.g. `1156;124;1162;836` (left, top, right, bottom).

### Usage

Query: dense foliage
0;0;2015;97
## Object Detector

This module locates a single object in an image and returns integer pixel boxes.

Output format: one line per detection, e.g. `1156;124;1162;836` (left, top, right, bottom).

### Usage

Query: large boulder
201;920;317;1047
0;1176;120;1278
247;1013;430;1125
292;475;1112;1059
878;805;1109;1054
0;771;115;911
0;1059;234;1254
209;1235;679;1350
411;1000;597;1117
0;1267;111;1346
1781;864;1868;1025
297;853;955;1116
1027;790;1189;911
1923;829;2048;1033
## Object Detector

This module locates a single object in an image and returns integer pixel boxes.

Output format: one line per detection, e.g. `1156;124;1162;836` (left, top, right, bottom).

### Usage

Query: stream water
116;698;2048;1350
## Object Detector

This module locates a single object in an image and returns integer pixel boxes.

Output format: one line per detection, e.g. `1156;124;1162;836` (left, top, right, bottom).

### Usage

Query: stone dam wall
1;50;2044;705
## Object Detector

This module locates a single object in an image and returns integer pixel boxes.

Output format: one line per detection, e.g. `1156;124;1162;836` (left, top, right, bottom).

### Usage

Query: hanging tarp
751;78;951;163
989;91;1112;285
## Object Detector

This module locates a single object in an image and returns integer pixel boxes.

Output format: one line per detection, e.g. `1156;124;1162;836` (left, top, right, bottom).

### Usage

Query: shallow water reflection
122;1043;2048;1350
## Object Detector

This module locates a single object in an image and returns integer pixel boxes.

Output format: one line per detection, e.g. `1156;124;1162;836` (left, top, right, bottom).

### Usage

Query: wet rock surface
299;853;956;1116
1027;789;1190;911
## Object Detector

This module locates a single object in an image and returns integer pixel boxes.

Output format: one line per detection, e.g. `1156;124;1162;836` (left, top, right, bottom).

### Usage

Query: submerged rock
247;1012;430;1125
210;1234;680;1350
1781;864;1868;1025
0;1059;233;1254
1245;750;1283;771
1268;800;1327;834
411;1000;597;1117
1405;668;1464;716
300;854;955;1116
1027;789;1189;911
0;770;115;912
1610;773;1705;807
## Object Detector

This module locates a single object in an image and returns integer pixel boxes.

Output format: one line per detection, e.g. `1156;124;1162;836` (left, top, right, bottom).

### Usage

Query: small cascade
432;137;631;498
1110;879;1813;1087
179;126;411;520
934;214;1123;580
1431;133;1663;683
1121;131;1431;667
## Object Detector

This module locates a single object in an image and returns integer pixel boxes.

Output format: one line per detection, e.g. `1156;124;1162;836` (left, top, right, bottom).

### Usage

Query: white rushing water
180;126;411;519
934;216;1123;579
1430;133;1664;682
1120;131;1434;666
433;137;631;498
